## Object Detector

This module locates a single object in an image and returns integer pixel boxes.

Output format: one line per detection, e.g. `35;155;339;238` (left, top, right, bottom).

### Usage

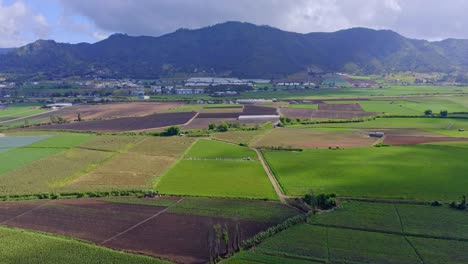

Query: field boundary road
0;109;55;124
254;148;289;204
100;197;185;245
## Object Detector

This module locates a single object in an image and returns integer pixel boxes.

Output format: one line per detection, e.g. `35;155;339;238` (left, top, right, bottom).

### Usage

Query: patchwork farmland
1;95;467;263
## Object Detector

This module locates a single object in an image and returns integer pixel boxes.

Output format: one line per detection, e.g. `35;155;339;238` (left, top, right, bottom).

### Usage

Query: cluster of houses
185;77;269;87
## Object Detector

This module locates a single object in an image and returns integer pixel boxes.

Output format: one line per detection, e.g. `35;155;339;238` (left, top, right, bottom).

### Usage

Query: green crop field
252;224;421;264
0;227;168;264
167;197;299;222
224;251;319;264
310;201;468;240
0;104;48;122
233;200;468;264
185;139;257;159
156;160;277;199
297;117;468;131
263;144;468;200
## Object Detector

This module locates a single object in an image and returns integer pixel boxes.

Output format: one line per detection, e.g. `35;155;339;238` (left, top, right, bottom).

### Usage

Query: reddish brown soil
4;199;165;242
383;136;468;146
0;198;276;263
106;213;270;263
242;105;278;115
280;108;313;119
0;200;47;223
29;112;197;132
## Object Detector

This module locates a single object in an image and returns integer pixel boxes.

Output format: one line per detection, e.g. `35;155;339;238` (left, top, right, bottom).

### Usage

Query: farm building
44;103;73;109
237;99;275;104
369;132;385;138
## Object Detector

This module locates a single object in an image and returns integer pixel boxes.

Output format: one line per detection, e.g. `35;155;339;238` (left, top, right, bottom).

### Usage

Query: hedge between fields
0;190;149;201
241;214;308;250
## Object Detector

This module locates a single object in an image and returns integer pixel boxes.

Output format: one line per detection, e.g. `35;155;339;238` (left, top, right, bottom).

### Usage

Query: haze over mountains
1;21;468;79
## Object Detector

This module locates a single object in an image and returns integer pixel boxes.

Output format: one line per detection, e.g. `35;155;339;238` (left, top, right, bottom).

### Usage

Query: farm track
0;109;56;124
254;149;290;204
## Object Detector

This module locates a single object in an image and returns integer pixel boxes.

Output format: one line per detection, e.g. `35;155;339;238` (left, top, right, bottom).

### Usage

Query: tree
216;122;229;132
77;113;82;122
208;123;216;130
424;109;433;116
161;126;181;136
440;110;448;117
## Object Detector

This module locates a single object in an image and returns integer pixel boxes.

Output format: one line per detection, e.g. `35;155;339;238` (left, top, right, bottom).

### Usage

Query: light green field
0;104;47;122
185;139;257;159
263;144;468;200
299;117;468;130
0;227;168;264
156;160;277;199
0;135;92;175
288;104;318;109
0;148;113;196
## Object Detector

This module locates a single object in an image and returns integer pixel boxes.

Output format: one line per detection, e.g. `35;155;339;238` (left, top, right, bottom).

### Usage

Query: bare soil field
252;128;377;148
2;199;165;242
106;213;269;263
281;103;374;119
0;198;273;264
383;135;468;145
56;102;182;121
242;105;278;115
29;112;197;132
0;200;49;223
279;108;313;119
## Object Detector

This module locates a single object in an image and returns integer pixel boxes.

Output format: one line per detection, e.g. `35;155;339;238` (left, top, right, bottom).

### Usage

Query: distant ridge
1;21;467;79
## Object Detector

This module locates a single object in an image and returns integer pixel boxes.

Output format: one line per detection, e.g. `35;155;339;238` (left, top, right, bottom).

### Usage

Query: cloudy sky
1;0;467;47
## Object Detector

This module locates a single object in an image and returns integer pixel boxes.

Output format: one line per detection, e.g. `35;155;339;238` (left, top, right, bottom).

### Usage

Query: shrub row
240;214;307;249
0;190;148;201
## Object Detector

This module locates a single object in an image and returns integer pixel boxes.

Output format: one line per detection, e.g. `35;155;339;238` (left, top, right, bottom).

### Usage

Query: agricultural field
0;135;92;176
66;137;195;191
310;201;468;240
156;139;278;199
0;103;48;122
233;201;468;264
0;197;296;263
29;112;197;132
252;128;377;148
211;129;269;145
0;227;168;264
263;143;468;200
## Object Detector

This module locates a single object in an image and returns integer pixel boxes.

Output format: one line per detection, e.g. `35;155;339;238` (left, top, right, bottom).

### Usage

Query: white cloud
52;0;468;41
0;0;50;47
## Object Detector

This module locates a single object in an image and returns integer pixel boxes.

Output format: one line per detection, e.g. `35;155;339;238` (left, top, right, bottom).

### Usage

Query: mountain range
1;21;468;79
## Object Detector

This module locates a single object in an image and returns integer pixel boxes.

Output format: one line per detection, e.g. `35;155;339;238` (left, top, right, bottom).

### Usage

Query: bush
303;192;337;210
440;110;448;117
161;126;181;136
431;200;442;206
